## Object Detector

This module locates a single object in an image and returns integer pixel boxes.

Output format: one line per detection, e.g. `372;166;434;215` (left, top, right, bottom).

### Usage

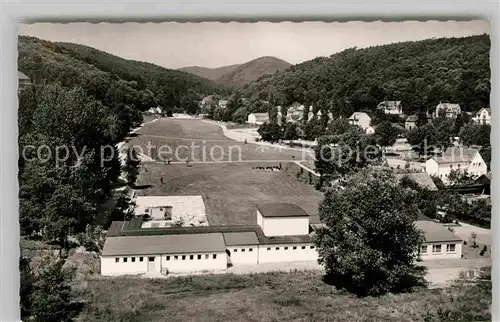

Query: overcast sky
19;21;489;69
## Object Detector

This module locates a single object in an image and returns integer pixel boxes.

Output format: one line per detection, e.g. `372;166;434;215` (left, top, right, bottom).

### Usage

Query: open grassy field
128;118;315;162
77;270;491;322
136;162;323;225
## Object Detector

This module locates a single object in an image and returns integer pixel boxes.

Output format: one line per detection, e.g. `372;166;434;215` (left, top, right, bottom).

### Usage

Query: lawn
77;270;491;322
128;119;315;162
136;162;323;225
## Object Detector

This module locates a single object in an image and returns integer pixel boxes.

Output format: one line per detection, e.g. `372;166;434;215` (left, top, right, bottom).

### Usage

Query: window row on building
115;256;155;263
421;244;456;254
266;245;315;251
233;248;254;253
166;254;218;261
115;253;219;263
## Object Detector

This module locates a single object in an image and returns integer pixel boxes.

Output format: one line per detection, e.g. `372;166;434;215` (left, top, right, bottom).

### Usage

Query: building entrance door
148;256;156;272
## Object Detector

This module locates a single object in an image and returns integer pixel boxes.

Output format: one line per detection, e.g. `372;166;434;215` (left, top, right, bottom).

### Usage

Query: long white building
101;202;464;276
101;203;318;276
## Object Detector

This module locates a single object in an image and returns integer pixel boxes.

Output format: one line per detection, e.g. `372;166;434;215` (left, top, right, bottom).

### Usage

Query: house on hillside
218;100;228;109
377;100;403;115
348;112;373;134
474;173;491;195
247;113;269;125
472;107;491;125
425;147;487;184
285;104;307;123
416;219;463;260
18;71;31;92
199;95;215;113
435;102;461;119
405;115;418;130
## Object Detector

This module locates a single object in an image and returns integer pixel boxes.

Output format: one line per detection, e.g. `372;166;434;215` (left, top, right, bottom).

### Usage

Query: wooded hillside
18;36;227;109
243;35;490;116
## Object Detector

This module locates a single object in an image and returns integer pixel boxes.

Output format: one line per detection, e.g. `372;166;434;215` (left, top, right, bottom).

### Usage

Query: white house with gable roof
435;103;461;119
247;113;270;125
425;147;487;184
377;100;403;115
472;107;491;125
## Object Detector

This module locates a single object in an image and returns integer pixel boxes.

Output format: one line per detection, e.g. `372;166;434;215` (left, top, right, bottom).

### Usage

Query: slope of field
136;162;323;225
128;118;315;162
178;64;241;81
78;270;491;322
130;118;320;225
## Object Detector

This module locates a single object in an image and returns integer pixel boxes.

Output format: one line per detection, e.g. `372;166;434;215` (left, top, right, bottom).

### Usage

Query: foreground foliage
77;269;491;322
20;255;80;322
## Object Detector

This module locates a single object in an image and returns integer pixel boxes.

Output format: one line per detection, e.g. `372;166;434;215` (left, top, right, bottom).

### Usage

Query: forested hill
178;64;242;82
243;34;490;116
217;56;291;89
179;56;291;89
18;36;227;109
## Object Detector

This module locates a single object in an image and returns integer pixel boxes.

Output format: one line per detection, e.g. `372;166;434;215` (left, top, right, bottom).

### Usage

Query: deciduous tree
125;146;141;186
315;167;425;296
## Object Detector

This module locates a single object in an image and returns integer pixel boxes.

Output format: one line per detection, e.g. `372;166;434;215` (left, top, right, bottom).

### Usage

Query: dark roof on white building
102;233;226;256
433;147;479;164
223;232;259;246
256;203;310;218
415;220;462;243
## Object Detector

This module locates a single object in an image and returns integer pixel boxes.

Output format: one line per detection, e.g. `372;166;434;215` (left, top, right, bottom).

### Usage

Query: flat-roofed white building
257;242;318;263
223;232;260;265
101;233;227;276
101;202;462;276
134;195;208;227
256;203;310;236
416;220;463;260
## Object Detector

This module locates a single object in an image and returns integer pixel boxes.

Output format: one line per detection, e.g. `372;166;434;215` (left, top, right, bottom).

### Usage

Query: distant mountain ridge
178;64;241;82
179;56;291;89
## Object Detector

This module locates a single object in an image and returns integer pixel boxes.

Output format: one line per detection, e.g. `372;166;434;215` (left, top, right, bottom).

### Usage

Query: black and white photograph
16;20;492;321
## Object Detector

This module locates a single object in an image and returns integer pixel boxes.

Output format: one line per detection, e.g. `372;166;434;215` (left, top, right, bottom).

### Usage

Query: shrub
76;224;105;252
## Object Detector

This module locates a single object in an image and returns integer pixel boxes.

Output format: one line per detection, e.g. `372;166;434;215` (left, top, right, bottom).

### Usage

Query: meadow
136;162;323;225
77;270;491;322
128;119;315;162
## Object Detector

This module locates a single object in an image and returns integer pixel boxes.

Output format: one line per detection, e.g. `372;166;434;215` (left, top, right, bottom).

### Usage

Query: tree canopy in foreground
315;167;425;296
